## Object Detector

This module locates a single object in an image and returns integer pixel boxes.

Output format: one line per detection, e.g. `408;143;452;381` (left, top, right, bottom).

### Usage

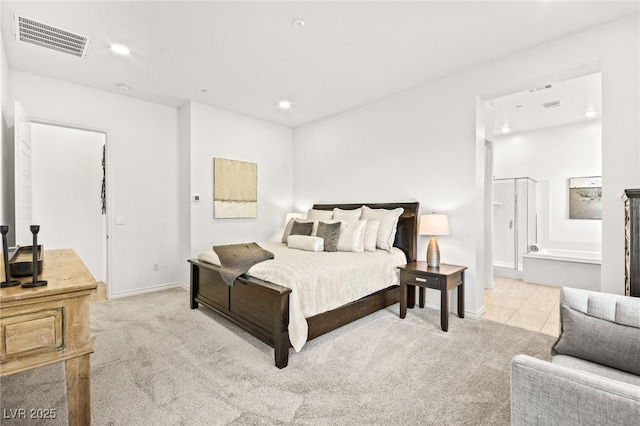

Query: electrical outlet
152;263;159;271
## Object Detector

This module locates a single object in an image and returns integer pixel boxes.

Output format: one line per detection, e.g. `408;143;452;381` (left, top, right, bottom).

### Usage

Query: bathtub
522;249;602;291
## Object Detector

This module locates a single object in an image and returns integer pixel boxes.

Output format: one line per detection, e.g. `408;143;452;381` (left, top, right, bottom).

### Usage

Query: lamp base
427;236;440;268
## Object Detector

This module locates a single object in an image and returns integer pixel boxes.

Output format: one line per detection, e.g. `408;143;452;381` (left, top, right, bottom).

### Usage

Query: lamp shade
418;214;450;236
284;212;305;226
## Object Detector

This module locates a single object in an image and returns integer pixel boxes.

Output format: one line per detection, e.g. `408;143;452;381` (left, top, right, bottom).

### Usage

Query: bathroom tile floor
482;276;561;337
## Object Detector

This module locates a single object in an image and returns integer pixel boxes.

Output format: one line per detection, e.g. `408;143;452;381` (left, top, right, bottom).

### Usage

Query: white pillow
336;220;366;252
332;207;363;222
363;219;381;252
306;208;333;221
360;206;404;251
287;235;324;252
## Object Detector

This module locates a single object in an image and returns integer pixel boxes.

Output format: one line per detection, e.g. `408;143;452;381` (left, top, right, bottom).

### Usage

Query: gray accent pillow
316;221;341;252
551;304;640;376
290;220;314;237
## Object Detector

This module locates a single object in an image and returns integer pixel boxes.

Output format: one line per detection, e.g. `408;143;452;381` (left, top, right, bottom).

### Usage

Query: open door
14;102;32;246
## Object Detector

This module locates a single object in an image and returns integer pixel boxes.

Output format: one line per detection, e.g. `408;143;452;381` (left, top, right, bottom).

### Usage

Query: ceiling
492;72;602;136
1;1;637;128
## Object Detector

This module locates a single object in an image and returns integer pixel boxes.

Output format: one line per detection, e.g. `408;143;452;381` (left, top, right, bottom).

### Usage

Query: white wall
178;102;192;288
494;119;602;252
31;123;106;281
186;102;294;279
8;71;181;296
293;14;639;311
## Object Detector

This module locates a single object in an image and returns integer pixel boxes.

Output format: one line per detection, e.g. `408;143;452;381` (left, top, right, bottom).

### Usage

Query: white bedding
198;242;406;352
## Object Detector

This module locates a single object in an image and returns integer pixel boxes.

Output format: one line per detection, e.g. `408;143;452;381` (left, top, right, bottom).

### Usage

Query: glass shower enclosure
493;177;538;279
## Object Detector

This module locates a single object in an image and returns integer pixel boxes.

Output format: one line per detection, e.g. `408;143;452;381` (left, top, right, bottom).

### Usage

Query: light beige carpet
0;287;555;425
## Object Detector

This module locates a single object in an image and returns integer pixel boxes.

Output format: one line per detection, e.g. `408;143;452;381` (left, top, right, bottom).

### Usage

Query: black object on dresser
623;189;640;297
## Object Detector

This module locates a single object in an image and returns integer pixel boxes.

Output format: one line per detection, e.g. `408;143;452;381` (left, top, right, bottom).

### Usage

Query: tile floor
482;276;561;337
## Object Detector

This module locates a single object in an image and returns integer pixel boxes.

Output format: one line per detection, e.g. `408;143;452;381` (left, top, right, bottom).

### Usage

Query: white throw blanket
198;242;406;351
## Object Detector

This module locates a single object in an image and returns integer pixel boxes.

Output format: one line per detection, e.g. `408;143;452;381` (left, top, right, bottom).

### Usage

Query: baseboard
111;282;186;298
468;305;485;319
419;301;484;320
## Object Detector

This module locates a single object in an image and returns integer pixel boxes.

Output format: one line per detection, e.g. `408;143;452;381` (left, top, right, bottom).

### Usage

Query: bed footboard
189;259;292;368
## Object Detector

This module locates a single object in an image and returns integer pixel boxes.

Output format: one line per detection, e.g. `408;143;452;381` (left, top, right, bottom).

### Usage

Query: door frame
476;61;602;292
30;117;113;299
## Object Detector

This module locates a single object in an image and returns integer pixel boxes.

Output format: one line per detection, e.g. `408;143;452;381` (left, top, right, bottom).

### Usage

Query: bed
188;202;419;368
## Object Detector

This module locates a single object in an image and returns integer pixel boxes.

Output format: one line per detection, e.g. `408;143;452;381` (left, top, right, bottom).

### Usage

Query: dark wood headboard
312;202;420;263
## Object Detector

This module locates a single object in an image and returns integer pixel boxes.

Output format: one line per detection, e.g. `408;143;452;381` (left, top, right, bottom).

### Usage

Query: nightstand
398;262;466;331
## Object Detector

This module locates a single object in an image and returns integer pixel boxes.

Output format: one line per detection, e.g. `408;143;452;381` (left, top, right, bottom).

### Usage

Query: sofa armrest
511;354;640;426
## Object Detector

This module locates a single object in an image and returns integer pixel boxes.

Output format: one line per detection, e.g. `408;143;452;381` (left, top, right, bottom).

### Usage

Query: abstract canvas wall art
213;158;257;218
569;176;602;220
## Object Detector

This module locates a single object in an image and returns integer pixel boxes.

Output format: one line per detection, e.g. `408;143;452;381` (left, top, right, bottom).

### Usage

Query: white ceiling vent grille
542;100;563;109
12;12;91;59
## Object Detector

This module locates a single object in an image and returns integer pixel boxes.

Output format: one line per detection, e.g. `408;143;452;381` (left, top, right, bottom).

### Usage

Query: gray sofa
511;287;640;426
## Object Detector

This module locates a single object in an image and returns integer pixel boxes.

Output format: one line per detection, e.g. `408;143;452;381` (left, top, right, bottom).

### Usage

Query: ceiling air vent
542;100;563;109
12;12;91;59
528;84;552;93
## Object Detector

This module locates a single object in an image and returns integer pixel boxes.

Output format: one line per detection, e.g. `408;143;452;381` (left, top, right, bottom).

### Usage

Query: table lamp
284;212;305;226
419;213;450;267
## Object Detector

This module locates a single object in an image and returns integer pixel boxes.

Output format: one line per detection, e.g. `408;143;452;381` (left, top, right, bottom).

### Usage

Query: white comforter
198;242;406;352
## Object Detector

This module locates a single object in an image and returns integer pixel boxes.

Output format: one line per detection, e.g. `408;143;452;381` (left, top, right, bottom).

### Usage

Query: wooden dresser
0;249;97;425
623;189;640;297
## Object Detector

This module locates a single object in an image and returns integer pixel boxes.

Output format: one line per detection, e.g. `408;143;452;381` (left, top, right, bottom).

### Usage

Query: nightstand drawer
405;272;439;289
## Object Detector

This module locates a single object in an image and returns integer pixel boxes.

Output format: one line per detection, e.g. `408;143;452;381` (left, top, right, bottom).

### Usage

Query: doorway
477;64;603;291
31;123;108;287
493;177;538;279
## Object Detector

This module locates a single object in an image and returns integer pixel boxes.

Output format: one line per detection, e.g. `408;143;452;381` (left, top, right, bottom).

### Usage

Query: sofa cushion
552;304;640;376
561;287;640;327
552;354;640;387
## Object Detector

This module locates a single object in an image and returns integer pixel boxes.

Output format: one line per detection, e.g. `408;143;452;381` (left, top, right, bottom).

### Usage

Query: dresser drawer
404;272;439;289
0;308;64;363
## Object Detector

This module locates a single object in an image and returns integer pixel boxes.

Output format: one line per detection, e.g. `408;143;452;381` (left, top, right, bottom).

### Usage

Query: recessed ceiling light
110;44;130;56
584;110;597;118
292;18;305;29
501;125;511;134
201;89;208;94
116;84;129;91
278;100;292;110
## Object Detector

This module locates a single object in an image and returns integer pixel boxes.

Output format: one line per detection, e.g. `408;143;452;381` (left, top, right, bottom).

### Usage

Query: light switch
115;216;126;225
